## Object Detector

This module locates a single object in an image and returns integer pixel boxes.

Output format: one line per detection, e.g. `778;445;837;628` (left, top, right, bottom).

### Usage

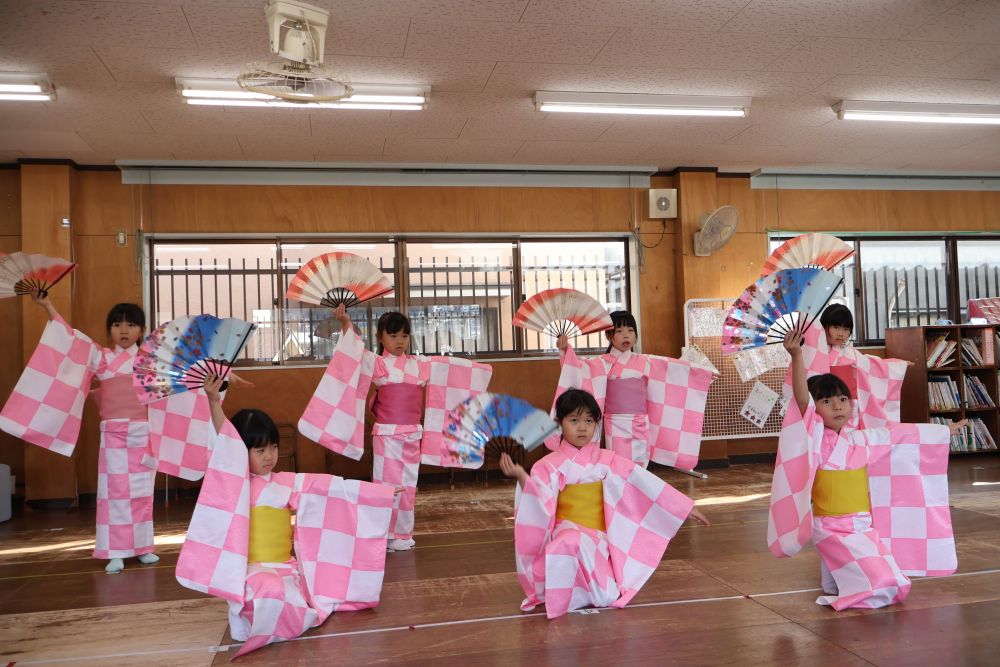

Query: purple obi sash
94;374;147;421
605;377;647;415
372;383;424;425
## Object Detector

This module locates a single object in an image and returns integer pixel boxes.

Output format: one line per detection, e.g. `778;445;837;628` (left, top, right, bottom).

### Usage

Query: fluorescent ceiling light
835;100;1000;125
176;78;428;111
0;73;55;101
534;91;750;117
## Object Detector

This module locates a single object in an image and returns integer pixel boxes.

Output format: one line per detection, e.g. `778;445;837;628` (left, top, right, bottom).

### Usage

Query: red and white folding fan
513;288;613;338
0;252;77;299
761;233;854;278
285;252;393;309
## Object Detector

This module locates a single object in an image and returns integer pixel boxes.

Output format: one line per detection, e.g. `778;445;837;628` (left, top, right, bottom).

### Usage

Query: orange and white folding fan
285;252;393;309
761;233;854;278
0;252;77;299
513;288;613;338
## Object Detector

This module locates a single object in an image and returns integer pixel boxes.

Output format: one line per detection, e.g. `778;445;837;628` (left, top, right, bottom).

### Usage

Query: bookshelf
885;324;1000;454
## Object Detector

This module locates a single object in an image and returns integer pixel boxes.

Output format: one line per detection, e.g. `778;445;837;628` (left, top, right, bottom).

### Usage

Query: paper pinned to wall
740;380;780;429
681;344;720;375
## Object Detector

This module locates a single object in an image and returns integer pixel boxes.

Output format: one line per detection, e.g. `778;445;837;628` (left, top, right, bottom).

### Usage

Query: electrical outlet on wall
116;230;127;247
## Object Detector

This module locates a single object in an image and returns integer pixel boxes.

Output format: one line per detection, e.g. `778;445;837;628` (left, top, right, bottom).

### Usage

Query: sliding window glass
405;242;515;355
520;240;628;352
279;242;397;363
859;239;948;342
957;239;1000;321
151;242;280;365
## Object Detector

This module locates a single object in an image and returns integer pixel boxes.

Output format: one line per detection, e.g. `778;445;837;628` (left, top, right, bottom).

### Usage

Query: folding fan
721;268;842;355
761;233;854;278
513;288;613;339
442;393;559;469
133;314;257;404
285;252;393;309
0;252;77;299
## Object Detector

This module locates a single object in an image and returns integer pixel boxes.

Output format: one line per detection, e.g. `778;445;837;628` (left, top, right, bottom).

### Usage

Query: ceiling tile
593;29;804;70
0;0;197;50
813;74;1000;104
767;37;967;76
907;0;1000;43
723;0;961;39
404;19;617;63
461;113;613;142
521;0;748;31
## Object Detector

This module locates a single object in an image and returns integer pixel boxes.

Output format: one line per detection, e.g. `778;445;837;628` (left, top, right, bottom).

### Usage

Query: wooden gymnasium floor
2;457;999;667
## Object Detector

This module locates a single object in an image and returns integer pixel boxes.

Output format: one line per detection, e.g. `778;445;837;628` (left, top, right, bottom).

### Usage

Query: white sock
105;558;124;574
137;553;159;565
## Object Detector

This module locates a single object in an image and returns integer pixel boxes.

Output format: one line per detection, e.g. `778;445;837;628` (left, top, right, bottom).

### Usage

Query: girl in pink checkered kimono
769;330;963;610
175;376;396;657
0;294;160;574
784;304;911;430
299;306;492;552
553;310;713;470
500;389;709;619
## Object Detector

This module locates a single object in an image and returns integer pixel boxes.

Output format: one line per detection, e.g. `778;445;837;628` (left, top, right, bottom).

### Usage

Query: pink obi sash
605;377;648;415
93;374;147;421
372;383;424;425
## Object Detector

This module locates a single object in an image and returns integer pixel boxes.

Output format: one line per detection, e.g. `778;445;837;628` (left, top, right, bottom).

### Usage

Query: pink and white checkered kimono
175;419;395;657
767;397;956;610
299;329;491;540
785;325;908;430
550;345;712;470
514;440;694;618
0;316;157;559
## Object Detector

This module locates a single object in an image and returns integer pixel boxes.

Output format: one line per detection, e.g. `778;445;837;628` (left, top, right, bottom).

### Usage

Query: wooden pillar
20;163;77;504
674;170;720;305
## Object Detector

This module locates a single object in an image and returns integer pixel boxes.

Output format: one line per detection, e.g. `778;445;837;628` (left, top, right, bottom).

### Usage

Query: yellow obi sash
812;467;871;517
555;481;606;532
248;506;293;563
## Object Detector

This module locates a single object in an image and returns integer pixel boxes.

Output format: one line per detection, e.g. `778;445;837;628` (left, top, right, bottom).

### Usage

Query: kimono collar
250;471;273;481
608;346;632;363
558;439;599;459
113;344;138;355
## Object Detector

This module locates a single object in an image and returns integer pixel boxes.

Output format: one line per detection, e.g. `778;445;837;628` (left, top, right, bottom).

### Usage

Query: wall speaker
648;188;677;219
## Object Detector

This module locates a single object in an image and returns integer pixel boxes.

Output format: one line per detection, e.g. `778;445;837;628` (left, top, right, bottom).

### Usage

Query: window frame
767;231;1000;346
147;234;632;365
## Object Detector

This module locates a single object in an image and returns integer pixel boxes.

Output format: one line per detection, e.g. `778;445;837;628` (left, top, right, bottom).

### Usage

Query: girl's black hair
555;388;602;423
807;373;851;401
819;304;853;332
605;310;637;353
376;311;411;355
231;408;280;449
105;303;145;332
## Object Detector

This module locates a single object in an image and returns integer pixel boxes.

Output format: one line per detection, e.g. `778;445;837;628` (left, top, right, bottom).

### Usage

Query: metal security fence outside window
769;234;1000;345
149;237;630;365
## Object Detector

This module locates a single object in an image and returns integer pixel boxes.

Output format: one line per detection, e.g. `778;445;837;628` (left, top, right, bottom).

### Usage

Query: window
858;240;948;340
149;237;630;364
521;241;627;352
769;233;1000;345
957;239;1000;321
279;242;397;361
405;242;515;355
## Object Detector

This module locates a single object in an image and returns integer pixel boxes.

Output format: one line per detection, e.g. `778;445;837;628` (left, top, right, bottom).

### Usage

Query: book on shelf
937;416;1000;452
926;334;951;367
927;375;960;410
960;338;985;366
963;375;995;408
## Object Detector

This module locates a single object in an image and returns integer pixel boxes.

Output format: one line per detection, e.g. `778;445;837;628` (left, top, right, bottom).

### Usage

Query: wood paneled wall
0;169;23;491
7;166;1000;499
